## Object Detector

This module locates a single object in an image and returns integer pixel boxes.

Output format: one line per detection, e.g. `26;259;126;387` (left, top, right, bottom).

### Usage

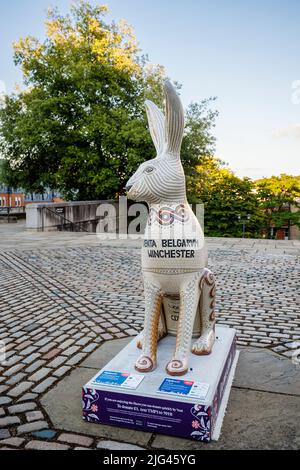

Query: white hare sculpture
126;80;216;376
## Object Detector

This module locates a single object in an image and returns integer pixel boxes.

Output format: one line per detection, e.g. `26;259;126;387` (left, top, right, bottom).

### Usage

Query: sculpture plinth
82;327;238;442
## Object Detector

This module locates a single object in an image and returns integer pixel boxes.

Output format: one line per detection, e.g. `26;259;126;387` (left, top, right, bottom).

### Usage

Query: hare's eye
144;166;154;174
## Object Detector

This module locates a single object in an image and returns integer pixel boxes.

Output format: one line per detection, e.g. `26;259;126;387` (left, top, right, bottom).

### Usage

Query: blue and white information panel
158;378;209;400
91;371;144;390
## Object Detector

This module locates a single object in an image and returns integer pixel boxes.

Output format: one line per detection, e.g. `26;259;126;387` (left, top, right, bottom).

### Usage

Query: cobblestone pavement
0;230;299;450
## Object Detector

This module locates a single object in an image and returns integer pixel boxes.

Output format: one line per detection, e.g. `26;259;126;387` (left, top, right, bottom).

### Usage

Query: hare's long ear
145;100;165;155
164;80;184;157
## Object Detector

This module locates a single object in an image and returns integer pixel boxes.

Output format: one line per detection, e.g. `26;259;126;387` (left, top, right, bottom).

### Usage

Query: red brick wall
0;192;25;207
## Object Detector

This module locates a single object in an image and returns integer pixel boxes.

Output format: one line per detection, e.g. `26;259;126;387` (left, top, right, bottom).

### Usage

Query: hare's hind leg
192;269;216;355
135;278;162;373
166;274;201;376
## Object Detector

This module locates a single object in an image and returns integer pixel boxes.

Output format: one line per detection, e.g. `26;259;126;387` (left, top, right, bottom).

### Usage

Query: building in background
0;184;63;210
0;185;24;208
274;201;300;240
260;200;300;240
24;189;63;204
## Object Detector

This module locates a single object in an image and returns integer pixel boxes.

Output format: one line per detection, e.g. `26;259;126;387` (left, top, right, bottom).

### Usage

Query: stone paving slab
40;365;151;447
234;347;300;395
151;388;300;450
80;338;131;369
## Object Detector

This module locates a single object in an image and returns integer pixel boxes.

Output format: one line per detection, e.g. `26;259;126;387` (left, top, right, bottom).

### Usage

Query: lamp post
238;213;251;238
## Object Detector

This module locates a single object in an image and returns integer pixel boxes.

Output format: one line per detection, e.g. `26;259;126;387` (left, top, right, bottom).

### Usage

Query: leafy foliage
188;156;264;237
0;1;217;201
181;101;218;174
256;174;300;238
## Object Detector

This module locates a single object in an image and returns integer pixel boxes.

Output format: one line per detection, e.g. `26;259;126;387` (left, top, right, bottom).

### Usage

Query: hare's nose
125;184;133;191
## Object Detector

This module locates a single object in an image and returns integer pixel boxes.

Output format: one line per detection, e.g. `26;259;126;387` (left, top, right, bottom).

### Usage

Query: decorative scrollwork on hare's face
126;81;186;205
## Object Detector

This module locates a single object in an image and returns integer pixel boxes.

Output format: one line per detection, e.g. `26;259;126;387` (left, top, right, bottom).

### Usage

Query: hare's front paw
134;354;156;373
166;357;188;376
192;330;215;355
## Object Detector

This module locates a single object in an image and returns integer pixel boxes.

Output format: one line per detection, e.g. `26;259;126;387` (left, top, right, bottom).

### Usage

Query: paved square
0;226;299;449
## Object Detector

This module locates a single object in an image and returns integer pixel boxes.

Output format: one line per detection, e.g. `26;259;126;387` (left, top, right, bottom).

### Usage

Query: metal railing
0;206;26;214
42;207;90;232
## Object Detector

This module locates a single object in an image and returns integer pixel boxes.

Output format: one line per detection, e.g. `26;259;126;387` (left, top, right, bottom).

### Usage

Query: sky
0;0;299;179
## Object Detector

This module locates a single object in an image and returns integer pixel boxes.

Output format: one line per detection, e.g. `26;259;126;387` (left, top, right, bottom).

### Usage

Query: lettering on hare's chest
143;238;199;258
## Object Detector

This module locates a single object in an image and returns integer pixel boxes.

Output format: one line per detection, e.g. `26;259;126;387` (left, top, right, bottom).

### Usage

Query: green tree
181;100;218;175
0;1;218;201
256;174;300;239
0;2;151;200
188;156;263;237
